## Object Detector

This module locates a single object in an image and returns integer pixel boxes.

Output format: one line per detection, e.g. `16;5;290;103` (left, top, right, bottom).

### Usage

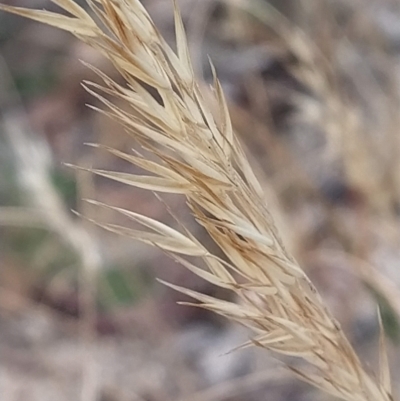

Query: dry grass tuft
0;1;395;400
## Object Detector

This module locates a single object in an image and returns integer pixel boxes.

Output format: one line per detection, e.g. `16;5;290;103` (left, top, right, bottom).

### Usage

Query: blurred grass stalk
0;1;395;401
0;54;102;401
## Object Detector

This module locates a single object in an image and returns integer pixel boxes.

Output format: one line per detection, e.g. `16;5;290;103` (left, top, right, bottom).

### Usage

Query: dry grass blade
378;309;392;396
0;1;395;401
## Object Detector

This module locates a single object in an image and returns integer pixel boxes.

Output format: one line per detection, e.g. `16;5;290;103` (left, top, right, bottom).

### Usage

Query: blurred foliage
101;267;145;308
50;169;77;209
368;285;400;343
14;63;58;98
0;162;20;205
6;227;49;263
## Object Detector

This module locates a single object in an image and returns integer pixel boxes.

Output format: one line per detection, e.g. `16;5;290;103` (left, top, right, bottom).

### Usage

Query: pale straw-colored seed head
0;1;394;400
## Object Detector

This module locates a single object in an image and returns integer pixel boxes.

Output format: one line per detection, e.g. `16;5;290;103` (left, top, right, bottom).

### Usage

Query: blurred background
1;0;400;400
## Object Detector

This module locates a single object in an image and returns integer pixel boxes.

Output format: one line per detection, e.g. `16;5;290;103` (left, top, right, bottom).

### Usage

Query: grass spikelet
0;1;394;400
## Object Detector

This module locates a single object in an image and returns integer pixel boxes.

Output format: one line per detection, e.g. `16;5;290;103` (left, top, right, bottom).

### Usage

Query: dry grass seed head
0;1;394;400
